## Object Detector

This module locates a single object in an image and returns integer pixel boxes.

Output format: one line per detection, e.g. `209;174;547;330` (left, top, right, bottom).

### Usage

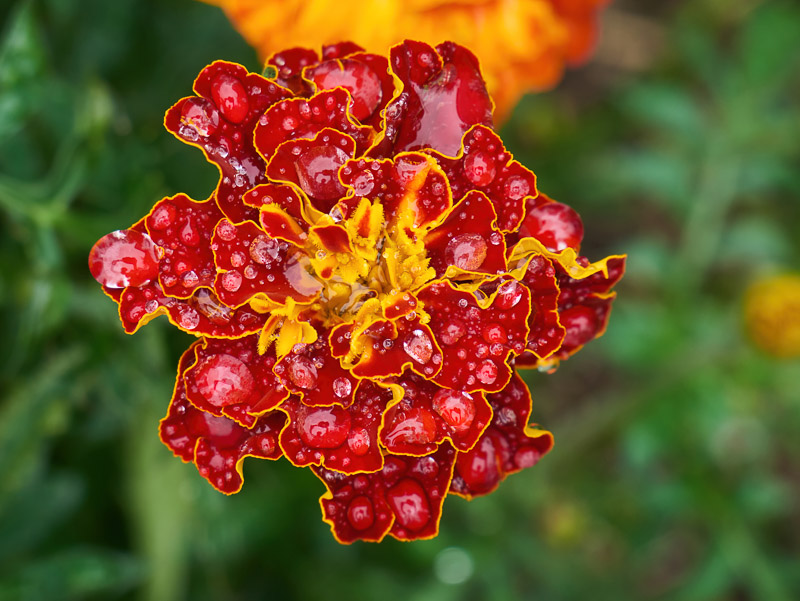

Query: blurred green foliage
0;0;798;600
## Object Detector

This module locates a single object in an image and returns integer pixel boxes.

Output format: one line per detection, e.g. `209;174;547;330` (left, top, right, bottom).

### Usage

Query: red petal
266;128;356;212
418;280;531;393
314;443;456;543
253;89;373;164
183;334;290;428
211;219;321;307
117;285;266;337
516;256;566;361
278;380;392;474
267;47;320;94
306;54;394;127
145;194;220;299
552;255;626;358
348;317;443;380
338;153;451;229
450;372;553;499
381;372;493;456
311;224;352;254
426;125;536;232
425;190;507;277
242;183;305;220
164;61;291;223
379;41;493;156
321;42;365;60
273;329;358;406
159;345;286;494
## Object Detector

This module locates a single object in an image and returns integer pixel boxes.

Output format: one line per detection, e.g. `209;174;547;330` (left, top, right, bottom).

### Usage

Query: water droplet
211;73;250;124
347;427;370;455
482;324;507;344
403;329;433;364
180;218;200;246
216;220;237;241
514;446;542;469
504;175;531;201
182;270;199;288
475;360;498;384
446;233;488;271
179;97;219;137
352;170;375;195
89;229;160;288
177;306;200;330
288;356;318;389
193;353;255;407
561;306;598;348
230;251;246;268
439;320;466;346
432;390;476;432
150;203;177;230
333;377;352;398
282;115;298;130
144;299;159;313
495;280;523;309
385;409;437;446
387;479;431;532
191;289;232;324
297;406;351;448
347;495;375;530
294;145;348;200
221;270;243;292
249;234;280;264
463;151;496;186
520;201;584;252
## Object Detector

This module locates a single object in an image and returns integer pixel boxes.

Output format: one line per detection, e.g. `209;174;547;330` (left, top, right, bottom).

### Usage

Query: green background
1;0;799;599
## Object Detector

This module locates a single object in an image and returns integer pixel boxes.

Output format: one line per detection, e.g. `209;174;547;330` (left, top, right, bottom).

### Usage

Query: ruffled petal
182;334;290;427
159;345;286;494
314;443;456;543
450;372;553;499
164;61;292;222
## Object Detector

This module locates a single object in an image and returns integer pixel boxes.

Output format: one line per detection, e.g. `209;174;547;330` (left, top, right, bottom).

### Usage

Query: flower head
744;273;800;358
201;0;610;122
89;41;624;543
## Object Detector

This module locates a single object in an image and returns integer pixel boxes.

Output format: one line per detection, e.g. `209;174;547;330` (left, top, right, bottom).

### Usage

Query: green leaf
0;549;141;601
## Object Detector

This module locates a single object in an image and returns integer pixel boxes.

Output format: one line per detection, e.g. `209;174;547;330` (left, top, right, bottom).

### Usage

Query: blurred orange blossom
201;0;611;122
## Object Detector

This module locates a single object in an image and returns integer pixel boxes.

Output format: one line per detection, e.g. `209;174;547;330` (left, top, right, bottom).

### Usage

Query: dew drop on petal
177;305;201;330
347;495;375;530
216;219;237;241
180;97;219;137
194;353;255;407
475;360;498;385
561;306;598;348
514;446;543;469
385;408;437;446
297;406;351;448
432;390;476;432
150;203;177;230
294;145;348;200
288;356;318;389
445;233;487;271
463;151;496;186
191;289;233;324
221;270;243;292
230;251;246;268
495;280;523;309
387;479;431;532
403;329;433;364
211;73;250;124
89;230;160;289
332;376;352;398
520;201;585;252
504;176;531;201
482;324;507;344
352;170;375;196
347;427;370;456
439;320;466;346
180;219;200;246
249;234;280;264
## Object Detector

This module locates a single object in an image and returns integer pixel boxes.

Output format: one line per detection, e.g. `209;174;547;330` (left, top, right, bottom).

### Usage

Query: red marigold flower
89;41;625;543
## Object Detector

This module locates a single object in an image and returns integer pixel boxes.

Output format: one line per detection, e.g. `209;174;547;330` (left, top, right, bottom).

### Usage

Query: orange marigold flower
201;0;610;122
744;274;800;358
89;41;624;543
